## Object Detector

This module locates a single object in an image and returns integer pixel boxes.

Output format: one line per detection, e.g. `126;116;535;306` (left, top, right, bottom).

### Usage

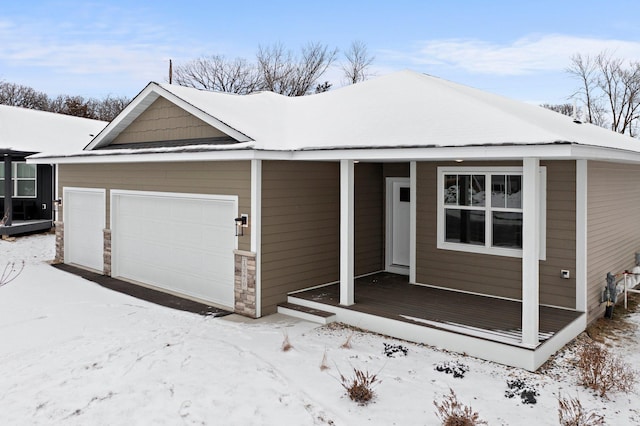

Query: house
30;70;640;371
0;105;107;235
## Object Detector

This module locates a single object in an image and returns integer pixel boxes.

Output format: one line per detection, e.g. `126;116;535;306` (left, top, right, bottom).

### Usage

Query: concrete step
277;302;336;324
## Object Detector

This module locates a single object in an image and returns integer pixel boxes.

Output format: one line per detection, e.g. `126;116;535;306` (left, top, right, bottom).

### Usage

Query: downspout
53;164;58;222
3;154;12;226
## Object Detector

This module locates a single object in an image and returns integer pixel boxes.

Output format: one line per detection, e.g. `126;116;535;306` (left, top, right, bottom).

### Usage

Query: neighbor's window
438;167;545;258
15;163;37;197
0;162;37;198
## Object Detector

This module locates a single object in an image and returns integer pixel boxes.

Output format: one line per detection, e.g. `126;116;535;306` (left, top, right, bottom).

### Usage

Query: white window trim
0;162;38;198
437;166;546;259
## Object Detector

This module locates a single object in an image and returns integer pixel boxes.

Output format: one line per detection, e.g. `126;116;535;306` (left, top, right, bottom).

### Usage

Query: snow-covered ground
1;233;639;425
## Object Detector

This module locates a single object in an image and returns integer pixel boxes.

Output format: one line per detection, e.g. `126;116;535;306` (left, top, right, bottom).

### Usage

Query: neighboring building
1;105;107;235
31;71;640;370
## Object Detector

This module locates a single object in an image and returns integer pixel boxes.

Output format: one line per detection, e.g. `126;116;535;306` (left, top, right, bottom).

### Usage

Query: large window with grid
437;166;545;258
0;162;37;198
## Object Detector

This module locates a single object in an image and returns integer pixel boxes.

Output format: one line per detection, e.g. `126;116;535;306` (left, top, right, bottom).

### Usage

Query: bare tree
315;81;332;93
541;103;576;117
48;94;130;121
173;55;261;94
567;51;640;136
596;53;640;136
341;40;375;85
173;42;338;97
567;54;602;125
0;82;49;110
49;95;92;118
256;42;338;96
91;95;130;121
256;43;295;95
0;80;129;121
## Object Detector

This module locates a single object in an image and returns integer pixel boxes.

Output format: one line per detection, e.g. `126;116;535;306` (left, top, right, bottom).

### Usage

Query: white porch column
575;160;588;313
340;159;355;306
251;159;262;317
522;158;540;347
409;161;417;284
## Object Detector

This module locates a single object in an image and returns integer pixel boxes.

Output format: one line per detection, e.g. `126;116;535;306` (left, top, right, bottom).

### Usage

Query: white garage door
111;190;237;308
63;187;106;272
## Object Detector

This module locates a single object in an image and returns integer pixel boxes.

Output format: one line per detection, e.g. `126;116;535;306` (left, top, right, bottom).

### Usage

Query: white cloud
383;34;640;75
0;6;220;96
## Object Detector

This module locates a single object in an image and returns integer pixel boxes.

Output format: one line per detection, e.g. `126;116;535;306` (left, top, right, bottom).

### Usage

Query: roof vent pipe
572;100;582;124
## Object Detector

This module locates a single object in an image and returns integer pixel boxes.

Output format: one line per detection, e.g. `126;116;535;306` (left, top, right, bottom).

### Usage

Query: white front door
63;187;106;272
386;178;410;274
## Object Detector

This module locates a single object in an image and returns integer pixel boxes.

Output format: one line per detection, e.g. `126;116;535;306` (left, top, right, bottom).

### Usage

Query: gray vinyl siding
58;161;252;252
416;161;521;299
353;162;410;276
586;161;640;324
383;163;410;178
540;161;576;308
416;160;577;308
355;163;384;275
260;161;340;314
111;97;229;144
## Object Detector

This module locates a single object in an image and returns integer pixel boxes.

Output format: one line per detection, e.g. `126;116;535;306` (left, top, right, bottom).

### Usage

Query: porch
283;272;585;371
0;219;53;236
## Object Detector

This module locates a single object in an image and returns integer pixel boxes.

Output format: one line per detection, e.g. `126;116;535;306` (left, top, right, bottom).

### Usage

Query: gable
110;97;232;145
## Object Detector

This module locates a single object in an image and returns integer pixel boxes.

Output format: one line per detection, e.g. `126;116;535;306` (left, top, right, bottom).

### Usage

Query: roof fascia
29;143;640;165
85;83;159;150
28;149;265;164
85;83;252;151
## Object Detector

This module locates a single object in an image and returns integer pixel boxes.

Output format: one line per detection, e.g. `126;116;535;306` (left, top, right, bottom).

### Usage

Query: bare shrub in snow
435;360;469;378
281;331;293;352
339;368;378;405
340;331;354;349
320;349;329;371
383;343;408;357
434;388;487;426
577;341;636;398
505;378;539;404
557;394;605;426
0;260;24;287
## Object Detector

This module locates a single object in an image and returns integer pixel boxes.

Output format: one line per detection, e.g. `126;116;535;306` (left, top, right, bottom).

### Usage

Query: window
437;167;545;258
0;162;37;198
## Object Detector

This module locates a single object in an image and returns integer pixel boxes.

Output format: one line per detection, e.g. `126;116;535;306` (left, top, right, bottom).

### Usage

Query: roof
0;105;107;155
31;70;640;162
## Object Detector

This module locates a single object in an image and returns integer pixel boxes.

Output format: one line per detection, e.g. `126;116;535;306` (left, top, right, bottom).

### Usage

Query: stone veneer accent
234;250;257;318
103;229;112;276
54;221;64;263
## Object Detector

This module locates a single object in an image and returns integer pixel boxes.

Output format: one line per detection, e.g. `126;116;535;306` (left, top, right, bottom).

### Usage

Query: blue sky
2;0;640;105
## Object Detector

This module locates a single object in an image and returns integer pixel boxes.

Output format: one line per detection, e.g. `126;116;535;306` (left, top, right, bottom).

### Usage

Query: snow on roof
0;105;107;155
35;70;640;161
153;70;640;153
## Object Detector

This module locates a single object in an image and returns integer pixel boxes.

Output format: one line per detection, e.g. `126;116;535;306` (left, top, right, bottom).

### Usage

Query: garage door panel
112;191;236;308
64;188;105;272
171;199;207;223
203;203;235;223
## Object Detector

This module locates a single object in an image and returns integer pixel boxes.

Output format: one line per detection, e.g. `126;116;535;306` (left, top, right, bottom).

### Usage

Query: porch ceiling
289;272;583;347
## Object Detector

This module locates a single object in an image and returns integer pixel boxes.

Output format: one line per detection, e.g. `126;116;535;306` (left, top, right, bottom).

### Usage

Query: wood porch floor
289;272;584;346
